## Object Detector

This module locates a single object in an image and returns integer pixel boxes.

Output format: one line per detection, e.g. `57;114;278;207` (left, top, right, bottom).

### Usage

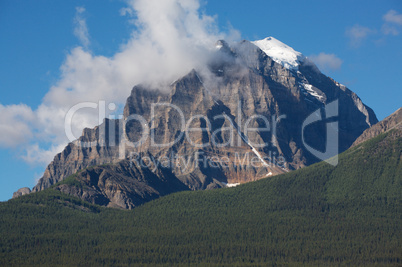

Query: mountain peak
215;40;229;50
252;36;305;71
23;36;378;205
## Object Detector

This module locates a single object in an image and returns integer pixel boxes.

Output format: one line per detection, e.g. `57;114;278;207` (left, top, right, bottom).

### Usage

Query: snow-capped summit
252;37;305;71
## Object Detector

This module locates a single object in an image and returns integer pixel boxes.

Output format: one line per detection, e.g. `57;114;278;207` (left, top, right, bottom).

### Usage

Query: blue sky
0;0;401;201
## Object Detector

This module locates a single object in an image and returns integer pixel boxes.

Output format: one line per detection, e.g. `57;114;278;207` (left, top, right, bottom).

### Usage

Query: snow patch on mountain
299;82;325;102
224;111;271;168
334;81;347;90
215;42;223;49
252;37;305;71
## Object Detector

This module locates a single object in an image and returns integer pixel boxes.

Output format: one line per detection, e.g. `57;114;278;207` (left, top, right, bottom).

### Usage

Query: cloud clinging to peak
0;0;237;166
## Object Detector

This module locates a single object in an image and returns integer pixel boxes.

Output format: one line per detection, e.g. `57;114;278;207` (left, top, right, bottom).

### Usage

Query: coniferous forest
1;131;401;266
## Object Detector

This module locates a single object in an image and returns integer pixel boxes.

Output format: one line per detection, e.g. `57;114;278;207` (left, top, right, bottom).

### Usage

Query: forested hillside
1;130;401;266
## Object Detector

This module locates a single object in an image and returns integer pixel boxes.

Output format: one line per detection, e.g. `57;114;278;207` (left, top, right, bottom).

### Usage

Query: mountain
352;107;402;146
2;126;400;266
34;107;399;209
19;37;377;203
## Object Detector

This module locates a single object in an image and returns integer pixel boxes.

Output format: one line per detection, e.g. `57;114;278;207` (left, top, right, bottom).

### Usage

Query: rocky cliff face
352;107;402;147
12;187;31;198
53;157;189;209
32;119;123;192
20;38;378;207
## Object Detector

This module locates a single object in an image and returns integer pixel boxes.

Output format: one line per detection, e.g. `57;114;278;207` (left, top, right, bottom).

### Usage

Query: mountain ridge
352;107;402;147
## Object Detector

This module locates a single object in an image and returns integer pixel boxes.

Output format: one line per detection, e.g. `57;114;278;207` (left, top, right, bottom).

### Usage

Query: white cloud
309;53;343;72
383;10;402;25
381;24;399;36
0;104;35;148
119;7;133;16
345;10;402;47
0;0;237;166
73;6;90;48
382;10;402;36
22;143;66;166
345;24;375;48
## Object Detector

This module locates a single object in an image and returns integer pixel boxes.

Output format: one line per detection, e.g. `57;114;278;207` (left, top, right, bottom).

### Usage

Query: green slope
1;131;401;266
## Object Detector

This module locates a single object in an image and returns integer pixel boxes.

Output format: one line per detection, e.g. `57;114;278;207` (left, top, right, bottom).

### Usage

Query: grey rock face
28;39;378;206
32;118;123;192
352;107;402;147
53;158;189;209
12;187;31;199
